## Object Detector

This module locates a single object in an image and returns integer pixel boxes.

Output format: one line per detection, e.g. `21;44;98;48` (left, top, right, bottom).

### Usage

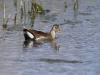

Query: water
0;0;100;75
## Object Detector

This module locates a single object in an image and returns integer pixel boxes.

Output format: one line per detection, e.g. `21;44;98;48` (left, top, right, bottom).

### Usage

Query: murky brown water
0;0;100;75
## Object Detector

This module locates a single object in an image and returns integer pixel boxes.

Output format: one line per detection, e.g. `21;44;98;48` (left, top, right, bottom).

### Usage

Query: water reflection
51;39;60;50
23;39;60;50
23;39;40;48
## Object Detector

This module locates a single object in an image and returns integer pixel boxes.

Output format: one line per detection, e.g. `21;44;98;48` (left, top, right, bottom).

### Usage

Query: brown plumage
23;24;61;40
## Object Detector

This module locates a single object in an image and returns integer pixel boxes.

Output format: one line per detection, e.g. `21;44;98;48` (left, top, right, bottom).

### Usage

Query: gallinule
23;24;61;40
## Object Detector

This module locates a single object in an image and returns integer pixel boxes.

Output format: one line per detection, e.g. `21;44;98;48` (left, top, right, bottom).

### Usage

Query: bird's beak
57;28;61;33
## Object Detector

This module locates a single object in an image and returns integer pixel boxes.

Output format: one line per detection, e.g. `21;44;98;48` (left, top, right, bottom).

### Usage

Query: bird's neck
50;29;56;39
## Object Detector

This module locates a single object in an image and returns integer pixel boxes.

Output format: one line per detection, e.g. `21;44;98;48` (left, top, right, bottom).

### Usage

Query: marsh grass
20;0;44;27
3;0;79;28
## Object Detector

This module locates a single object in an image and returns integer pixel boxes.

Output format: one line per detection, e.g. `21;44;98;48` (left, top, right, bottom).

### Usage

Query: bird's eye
55;26;57;28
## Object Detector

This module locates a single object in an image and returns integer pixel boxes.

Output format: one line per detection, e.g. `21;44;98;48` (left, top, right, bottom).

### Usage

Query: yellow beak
57;28;61;33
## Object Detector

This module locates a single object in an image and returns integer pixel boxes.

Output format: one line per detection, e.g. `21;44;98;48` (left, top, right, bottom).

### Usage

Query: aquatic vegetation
38;58;82;63
27;0;44;26
31;0;43;13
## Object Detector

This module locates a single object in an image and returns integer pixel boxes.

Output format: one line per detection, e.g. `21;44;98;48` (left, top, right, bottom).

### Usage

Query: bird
23;24;61;41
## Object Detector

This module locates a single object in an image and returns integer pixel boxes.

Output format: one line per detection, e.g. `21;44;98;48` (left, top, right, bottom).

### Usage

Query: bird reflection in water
23;39;60;50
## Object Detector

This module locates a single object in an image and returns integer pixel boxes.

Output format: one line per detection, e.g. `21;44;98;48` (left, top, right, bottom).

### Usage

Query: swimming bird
23;24;61;41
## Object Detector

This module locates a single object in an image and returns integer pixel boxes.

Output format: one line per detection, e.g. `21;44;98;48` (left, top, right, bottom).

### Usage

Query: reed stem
3;1;5;25
20;0;23;15
74;0;78;20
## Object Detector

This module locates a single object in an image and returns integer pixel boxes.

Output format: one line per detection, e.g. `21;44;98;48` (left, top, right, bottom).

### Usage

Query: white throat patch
50;30;55;39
